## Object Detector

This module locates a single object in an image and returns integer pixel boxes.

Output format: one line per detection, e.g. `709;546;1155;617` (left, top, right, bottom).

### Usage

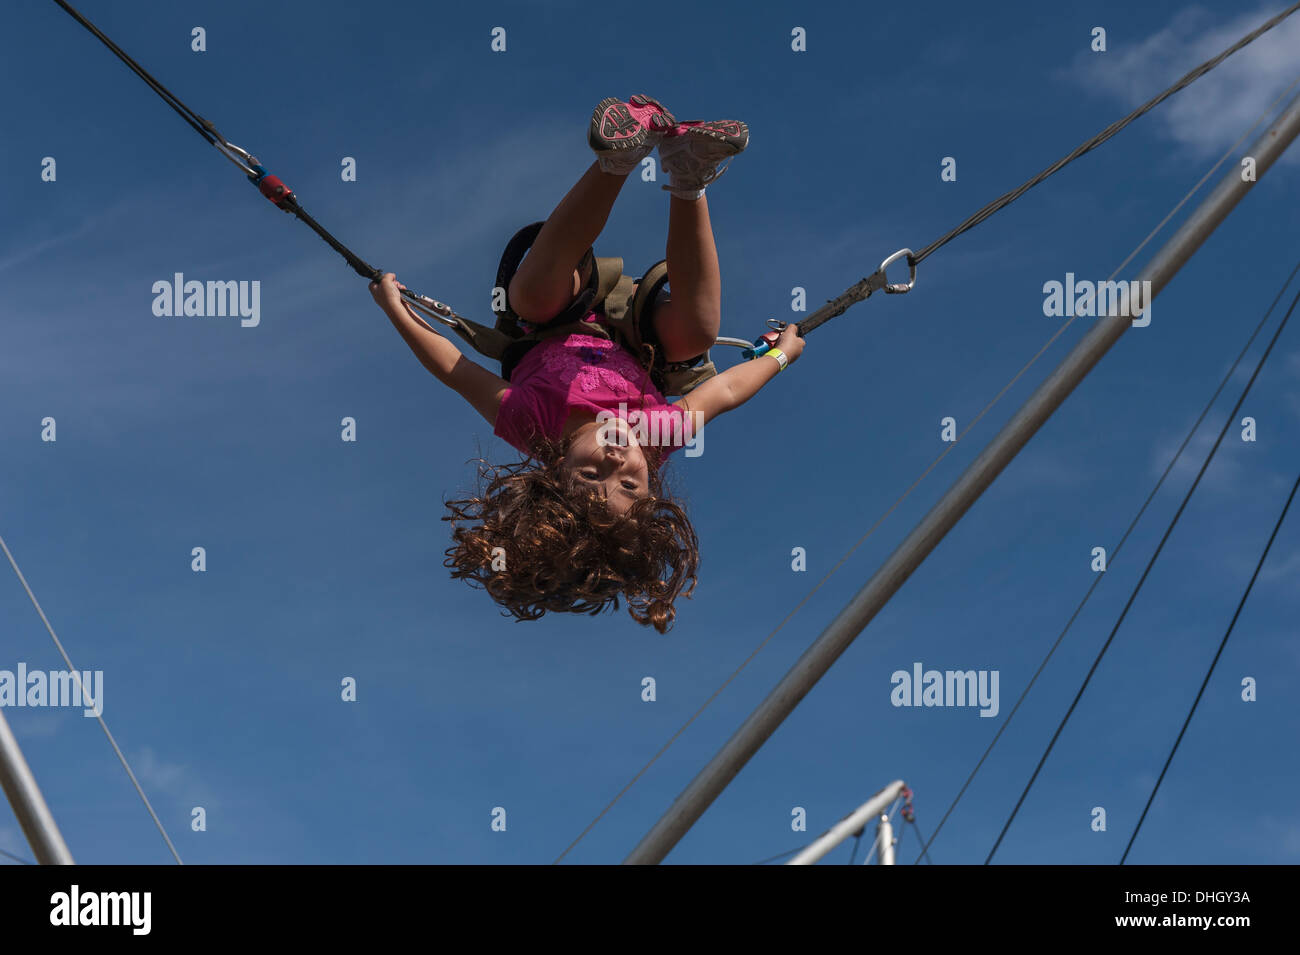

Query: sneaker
658;120;749;199
589;94;677;175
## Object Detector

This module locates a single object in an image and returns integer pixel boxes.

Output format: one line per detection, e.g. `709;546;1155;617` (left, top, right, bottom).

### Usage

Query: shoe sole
671;120;749;157
590;94;677;153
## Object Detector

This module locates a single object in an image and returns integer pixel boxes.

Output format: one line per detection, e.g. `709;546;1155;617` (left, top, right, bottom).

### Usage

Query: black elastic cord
51;0;223;147
53;0;388;283
1121;471;1300;864
797;3;1299;340
908;1;1300;267
281;198;383;282
53;0;1300;347
985;282;1300;864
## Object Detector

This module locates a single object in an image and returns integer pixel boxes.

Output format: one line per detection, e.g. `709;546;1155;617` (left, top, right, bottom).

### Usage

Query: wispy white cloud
1259;545;1300;584
7;710;65;740
1131;770;1158;796
996;447;1094;494
1070;5;1300;165
0;116;580;434
131;746;221;818
0;198;142;274
1147;422;1248;493
1254;814;1300;858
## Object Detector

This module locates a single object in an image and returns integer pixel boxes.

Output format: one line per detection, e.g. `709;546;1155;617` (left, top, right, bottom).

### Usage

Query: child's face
562;419;651;515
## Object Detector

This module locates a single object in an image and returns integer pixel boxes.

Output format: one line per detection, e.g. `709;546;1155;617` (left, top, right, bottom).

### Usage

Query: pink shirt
493;322;692;465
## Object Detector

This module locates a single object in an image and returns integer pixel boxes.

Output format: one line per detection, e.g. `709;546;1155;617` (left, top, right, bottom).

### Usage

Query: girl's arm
369;273;508;427
674;323;804;426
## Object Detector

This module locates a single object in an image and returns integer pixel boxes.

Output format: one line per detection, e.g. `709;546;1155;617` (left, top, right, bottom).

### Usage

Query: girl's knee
676;328;718;360
507;268;583;323
651;298;718;361
506;273;546;322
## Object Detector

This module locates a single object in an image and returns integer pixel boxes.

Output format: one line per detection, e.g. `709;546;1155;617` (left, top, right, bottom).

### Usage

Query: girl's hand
368;272;407;313
775;322;805;364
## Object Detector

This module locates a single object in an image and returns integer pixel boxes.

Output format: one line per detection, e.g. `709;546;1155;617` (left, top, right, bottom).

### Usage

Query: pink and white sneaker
658;120;749;199
589;94;677;175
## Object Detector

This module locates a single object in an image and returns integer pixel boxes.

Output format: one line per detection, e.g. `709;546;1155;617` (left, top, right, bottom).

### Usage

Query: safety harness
51;0;922;393
489;222;717;397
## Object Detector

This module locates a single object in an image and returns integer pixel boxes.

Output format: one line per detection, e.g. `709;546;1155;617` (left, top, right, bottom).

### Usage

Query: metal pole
875;814;895;865
0;707;75;864
626;90;1300;865
787;781;905;865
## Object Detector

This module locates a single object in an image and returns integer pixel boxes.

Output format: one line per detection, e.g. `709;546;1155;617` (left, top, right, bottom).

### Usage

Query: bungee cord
558;73;1300;864
906;1;1300;268
50;0;477;341
762;1;1300;348
44;0;1300;865
50;0;1300;360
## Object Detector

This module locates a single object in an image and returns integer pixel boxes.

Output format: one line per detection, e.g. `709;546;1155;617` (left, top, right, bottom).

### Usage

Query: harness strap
629;261;670;330
494;230;717;396
495;221;629;381
494;222;603;334
445;314;516;361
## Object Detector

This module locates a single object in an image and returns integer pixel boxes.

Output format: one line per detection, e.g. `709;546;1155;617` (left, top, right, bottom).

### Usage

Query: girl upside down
369;95;804;632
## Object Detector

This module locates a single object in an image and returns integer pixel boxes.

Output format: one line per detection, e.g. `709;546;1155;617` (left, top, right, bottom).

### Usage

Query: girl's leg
652;194;721;362
508;161;628;324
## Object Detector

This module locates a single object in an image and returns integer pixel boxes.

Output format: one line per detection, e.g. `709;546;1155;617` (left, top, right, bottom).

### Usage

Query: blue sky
2;0;1298;865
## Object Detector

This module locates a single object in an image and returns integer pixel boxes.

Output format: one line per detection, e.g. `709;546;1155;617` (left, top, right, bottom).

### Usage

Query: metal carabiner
714;335;760;349
877;248;916;294
735;247;917;359
400;289;462;333
223;140;259;166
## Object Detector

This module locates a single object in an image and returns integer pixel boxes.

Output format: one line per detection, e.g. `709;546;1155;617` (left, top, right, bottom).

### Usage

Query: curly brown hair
442;436;699;633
